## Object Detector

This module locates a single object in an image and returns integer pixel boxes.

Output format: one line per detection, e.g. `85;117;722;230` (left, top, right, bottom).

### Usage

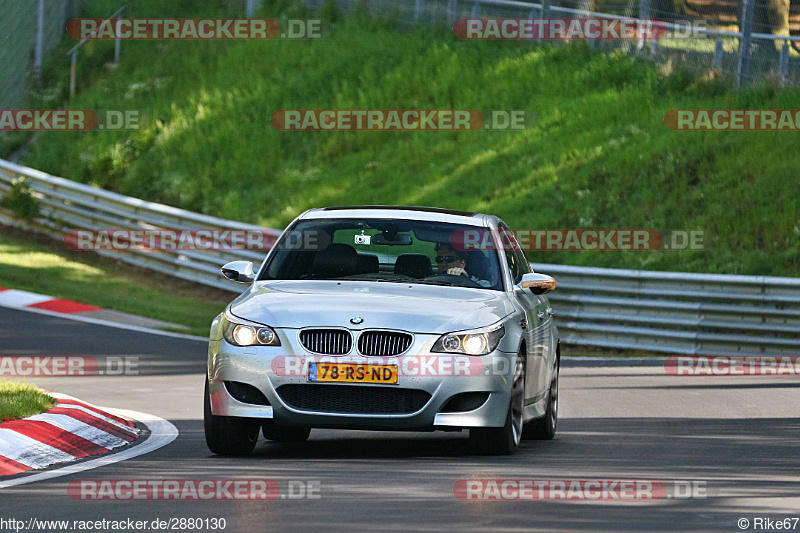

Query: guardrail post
415;0;425;20
471;1;481;17
114;18;122;63
528;9;540;43
69;50;77;99
541;0;551;20
246;0;256;18
34;0;45;85
637;0;651;51
736;0;754;89
779;40;789;84
712;37;723;69
66;6;127;100
448;0;459;26
649;20;659;54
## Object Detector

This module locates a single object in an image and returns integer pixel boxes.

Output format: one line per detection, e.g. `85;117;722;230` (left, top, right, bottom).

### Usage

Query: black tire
469;352;525;455
204;380;260;456
523;359;559;440
262;422;311;443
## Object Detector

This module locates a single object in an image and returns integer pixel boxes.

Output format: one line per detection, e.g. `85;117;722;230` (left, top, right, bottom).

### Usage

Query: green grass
0;380;57;422
0;228;230;336
7;0;800;276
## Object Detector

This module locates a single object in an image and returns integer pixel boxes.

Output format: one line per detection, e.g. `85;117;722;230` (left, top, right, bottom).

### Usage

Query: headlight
431;325;505;356
221;314;280;347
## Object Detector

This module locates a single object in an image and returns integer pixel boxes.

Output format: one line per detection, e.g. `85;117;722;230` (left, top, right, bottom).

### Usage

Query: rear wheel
470;351;525;455
262;422;311;442
523;359;559;440
204;380;260;456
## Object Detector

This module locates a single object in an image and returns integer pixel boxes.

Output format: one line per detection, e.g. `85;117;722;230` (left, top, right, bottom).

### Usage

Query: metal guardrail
531;263;800;355
0;159;277;292
1;158;799;355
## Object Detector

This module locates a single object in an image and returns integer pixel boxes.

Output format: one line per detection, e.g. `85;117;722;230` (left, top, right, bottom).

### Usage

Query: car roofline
319;205;477;216
298;206;497;227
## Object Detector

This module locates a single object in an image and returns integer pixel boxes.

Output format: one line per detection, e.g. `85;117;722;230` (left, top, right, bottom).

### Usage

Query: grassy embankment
0;379;56;422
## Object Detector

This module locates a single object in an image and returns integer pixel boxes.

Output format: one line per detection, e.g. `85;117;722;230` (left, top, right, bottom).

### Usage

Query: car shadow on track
249;432;501;459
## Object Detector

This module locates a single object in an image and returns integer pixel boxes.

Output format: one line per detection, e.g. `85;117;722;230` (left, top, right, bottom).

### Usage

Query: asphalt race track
1;305;798;532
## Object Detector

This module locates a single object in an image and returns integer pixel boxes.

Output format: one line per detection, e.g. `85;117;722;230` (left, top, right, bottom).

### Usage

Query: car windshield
260;218;504;291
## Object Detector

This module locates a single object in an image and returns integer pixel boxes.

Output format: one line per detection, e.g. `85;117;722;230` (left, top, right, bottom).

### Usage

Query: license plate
308;363;398;384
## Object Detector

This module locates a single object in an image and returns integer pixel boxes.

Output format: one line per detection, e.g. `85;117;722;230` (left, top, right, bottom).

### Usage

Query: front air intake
277;384;431;414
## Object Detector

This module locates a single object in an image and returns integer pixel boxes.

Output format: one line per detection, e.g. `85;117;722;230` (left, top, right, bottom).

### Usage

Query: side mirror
518;272;557;295
221;261;255;283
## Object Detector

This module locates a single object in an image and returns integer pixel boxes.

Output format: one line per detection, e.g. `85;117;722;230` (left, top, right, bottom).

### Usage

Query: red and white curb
0;406;177;489
0;392;141;477
0;287;102;314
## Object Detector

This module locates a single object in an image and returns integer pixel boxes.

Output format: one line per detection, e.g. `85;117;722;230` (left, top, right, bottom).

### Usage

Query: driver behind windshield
434;242;467;276
434;243;492;287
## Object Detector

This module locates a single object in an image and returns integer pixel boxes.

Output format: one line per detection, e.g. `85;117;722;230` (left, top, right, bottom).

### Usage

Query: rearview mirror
518;272;557;295
221;261;255;283
371;234;412;246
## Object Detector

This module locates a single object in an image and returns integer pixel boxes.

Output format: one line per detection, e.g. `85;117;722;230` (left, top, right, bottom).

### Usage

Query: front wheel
523;360;558;440
204;380;260;456
469;352;525;455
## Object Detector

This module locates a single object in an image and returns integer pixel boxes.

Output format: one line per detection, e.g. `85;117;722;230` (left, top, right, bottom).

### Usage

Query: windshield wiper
387;278;454;286
298;275;452;285
338;276;408;282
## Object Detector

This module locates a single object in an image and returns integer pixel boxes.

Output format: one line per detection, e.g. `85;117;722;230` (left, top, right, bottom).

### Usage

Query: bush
0;179;40;221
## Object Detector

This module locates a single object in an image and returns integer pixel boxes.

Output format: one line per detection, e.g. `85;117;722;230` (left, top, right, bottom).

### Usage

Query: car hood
229;280;514;334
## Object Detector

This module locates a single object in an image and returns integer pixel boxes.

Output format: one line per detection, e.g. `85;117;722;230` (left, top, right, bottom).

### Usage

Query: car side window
498;223;524;284
514;247;531;277
505;250;521;284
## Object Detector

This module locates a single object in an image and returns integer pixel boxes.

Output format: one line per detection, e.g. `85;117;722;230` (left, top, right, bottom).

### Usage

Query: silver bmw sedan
205;206;559;456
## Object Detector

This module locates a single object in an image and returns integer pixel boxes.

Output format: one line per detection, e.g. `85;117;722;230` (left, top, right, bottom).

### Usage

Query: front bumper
207;328;517;430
